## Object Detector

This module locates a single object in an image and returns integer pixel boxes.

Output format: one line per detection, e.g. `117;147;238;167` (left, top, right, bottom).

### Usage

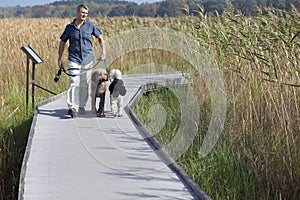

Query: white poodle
108;69;126;117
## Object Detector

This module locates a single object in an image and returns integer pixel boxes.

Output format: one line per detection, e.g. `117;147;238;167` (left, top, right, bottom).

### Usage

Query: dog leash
54;59;106;82
62;59;106;77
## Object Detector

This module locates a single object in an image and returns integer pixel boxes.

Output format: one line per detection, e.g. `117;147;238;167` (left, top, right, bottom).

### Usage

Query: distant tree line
0;0;299;18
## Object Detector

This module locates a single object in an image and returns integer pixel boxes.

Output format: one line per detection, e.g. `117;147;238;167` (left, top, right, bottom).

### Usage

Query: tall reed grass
134;7;300;200
0;6;299;199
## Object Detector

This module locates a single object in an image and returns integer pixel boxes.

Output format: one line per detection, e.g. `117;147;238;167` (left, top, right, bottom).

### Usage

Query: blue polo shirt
60;19;102;65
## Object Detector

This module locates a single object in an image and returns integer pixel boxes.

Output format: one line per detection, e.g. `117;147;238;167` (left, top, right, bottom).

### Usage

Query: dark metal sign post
21;45;56;112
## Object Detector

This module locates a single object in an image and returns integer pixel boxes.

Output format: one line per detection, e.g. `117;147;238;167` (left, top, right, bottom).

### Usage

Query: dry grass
0;8;299;199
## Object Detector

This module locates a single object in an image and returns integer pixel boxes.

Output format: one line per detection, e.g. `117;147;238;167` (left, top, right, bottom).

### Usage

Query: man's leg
67;62;80;117
79;61;93;113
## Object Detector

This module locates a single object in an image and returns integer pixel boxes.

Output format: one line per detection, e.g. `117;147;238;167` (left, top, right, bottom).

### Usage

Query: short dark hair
77;4;89;11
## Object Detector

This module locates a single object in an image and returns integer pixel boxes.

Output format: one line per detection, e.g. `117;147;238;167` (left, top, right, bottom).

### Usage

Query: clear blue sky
0;0;162;7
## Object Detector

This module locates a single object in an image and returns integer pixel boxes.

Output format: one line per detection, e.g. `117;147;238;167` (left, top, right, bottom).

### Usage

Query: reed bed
135;8;300;200
0;7;299;199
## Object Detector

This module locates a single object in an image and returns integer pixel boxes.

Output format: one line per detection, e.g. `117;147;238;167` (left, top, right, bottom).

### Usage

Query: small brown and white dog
91;68;108;117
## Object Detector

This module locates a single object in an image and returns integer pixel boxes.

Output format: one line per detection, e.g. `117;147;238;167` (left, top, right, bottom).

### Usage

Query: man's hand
99;54;105;61
58;59;64;69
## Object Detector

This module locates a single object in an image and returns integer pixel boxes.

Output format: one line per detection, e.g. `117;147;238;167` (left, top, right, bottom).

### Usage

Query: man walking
58;4;106;117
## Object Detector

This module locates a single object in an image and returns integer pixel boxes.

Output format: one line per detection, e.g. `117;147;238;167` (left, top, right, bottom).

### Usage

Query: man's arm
58;40;66;68
98;35;106;61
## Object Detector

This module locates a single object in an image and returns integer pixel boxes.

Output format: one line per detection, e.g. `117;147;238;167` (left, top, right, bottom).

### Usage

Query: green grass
134;88;181;143
0;74;38;199
134;85;299;199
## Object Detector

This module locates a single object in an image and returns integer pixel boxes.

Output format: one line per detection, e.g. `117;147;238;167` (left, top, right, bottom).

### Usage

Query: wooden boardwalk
18;73;210;200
